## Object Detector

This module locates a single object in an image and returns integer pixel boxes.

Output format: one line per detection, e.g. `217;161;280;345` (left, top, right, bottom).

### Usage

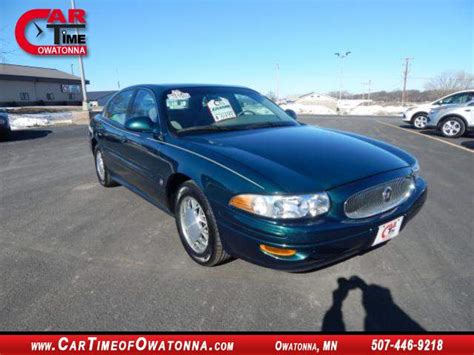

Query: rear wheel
412;113;428;129
94;147;118;187
0;128;11;141
175;181;230;266
440;117;465;138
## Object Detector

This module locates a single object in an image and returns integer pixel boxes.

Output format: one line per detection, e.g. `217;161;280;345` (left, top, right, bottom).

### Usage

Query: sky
0;0;472;96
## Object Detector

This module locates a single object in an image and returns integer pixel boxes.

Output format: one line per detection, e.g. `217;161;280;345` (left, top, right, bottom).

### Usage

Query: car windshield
162;87;298;134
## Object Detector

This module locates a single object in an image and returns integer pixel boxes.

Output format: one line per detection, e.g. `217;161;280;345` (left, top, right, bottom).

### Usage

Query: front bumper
401;113;412;122
213;174;427;272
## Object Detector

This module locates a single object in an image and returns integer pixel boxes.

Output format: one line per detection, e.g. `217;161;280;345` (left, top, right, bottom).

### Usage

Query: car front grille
344;176;415;219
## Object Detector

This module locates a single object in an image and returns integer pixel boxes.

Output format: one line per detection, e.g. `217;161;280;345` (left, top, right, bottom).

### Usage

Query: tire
412;113;428;129
175;181;231;266
94;147;118;187
440;117;466;138
0;129;11;141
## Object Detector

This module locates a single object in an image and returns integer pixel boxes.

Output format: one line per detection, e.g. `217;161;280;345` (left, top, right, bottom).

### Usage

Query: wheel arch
437;114;468;129
411;111;428;122
165;172;192;212
91;136;98;152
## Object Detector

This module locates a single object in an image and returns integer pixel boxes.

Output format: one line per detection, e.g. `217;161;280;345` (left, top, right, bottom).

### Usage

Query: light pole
334;51;351;103
275;63;280;101
71;0;88;111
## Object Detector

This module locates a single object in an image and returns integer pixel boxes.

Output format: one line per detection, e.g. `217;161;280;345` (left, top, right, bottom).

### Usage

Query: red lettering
47;9;67;23
69;9;85;23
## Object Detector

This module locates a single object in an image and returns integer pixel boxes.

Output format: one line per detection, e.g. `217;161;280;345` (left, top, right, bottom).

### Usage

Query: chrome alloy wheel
413;115;428;129
96;150;105;181
179;196;209;253
442;120;461;137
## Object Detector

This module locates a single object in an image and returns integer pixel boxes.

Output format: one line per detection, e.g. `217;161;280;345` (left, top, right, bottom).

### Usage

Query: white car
402;90;474;129
427;101;474;138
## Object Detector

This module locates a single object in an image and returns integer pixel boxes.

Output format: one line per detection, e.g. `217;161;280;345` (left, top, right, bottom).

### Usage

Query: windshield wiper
176;121;296;135
176;125;234;135
229;121;296;130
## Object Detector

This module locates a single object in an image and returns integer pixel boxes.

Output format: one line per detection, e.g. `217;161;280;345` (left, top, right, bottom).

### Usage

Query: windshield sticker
207;97;236;121
166;90;191;110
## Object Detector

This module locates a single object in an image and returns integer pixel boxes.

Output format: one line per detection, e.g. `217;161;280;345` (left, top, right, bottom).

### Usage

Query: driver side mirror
125;116;154;132
285;109;298;120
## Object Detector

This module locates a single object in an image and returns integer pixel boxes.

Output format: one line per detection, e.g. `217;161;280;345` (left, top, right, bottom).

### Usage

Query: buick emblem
382;186;393;202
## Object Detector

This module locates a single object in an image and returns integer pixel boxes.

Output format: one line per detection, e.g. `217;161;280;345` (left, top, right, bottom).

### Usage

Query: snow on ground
280;103;337;115
280;102;404;116
349;105;404;116
9;112;73;129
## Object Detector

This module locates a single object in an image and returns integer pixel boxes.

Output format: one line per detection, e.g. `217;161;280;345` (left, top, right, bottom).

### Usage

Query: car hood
181;125;413;192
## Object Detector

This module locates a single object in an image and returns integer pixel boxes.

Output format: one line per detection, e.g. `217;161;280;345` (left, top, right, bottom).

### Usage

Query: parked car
402;90;474;129
89;84;427;271
428;101;474;138
0;109;11;140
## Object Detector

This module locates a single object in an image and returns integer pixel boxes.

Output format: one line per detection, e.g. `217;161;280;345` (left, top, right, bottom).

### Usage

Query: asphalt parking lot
0;115;472;331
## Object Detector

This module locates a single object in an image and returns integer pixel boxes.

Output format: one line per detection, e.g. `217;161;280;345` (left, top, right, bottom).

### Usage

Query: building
0;63;89;107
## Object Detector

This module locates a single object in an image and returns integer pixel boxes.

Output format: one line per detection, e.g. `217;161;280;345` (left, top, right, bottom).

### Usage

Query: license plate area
372;216;404;247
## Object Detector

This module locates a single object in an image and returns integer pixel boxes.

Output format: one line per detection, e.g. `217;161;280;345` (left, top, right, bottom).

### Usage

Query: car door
98;89;135;178
121;89;171;206
466;101;474;127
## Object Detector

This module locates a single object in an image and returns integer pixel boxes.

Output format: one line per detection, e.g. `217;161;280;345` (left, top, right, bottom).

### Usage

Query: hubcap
442;120;461;136
414;115;427;128
179;196;209;253
96;151;105;181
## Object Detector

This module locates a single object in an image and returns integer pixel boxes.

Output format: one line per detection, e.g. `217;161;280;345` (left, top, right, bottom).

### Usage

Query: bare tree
266;91;277;101
424;71;474;95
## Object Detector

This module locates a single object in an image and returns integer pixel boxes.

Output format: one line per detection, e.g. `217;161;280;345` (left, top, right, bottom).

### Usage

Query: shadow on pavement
1;129;52;142
322;276;425;332
460;141;474;150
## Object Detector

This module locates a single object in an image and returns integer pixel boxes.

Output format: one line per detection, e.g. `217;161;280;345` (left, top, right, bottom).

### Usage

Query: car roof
121;83;256;96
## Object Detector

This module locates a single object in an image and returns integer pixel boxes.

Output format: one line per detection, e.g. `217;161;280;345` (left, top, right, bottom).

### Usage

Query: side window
129;90;158;123
443;93;470;105
104;90;133;126
453;93;471;104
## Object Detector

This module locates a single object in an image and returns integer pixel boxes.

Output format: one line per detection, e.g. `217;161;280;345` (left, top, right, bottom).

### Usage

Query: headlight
229;193;330;219
411;161;420;179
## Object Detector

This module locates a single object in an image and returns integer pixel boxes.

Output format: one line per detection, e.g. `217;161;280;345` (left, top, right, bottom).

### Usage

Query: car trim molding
147;138;265;190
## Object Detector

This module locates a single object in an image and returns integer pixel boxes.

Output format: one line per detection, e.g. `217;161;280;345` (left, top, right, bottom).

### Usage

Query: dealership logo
15;9;87;56
382;186;393;203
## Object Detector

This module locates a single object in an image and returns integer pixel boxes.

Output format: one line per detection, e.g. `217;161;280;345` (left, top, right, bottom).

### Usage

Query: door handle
120;135;128;143
465;109;471;112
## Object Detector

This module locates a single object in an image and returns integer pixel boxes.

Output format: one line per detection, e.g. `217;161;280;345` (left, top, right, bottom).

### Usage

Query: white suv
428;101;474;138
402;90;474;129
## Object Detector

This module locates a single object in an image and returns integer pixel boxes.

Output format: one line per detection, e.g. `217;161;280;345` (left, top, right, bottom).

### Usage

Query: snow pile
10;116;49;128
9;112;73;129
280;103;337;115
349;105;404;116
338;99;372;110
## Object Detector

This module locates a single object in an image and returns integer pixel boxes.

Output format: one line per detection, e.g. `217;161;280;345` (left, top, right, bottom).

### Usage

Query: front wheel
440;117;466;138
94;147;118;187
412;114;428;129
175;181;231;266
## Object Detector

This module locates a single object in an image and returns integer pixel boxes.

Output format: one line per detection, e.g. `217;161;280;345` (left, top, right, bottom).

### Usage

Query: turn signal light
259;244;297;257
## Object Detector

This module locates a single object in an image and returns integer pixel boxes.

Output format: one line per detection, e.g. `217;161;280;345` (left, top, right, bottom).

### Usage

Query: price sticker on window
207;97;236;121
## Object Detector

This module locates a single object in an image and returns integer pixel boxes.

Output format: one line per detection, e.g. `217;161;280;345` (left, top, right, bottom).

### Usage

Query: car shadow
322;276;425;332
460;141;474;150
1;129;52;142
